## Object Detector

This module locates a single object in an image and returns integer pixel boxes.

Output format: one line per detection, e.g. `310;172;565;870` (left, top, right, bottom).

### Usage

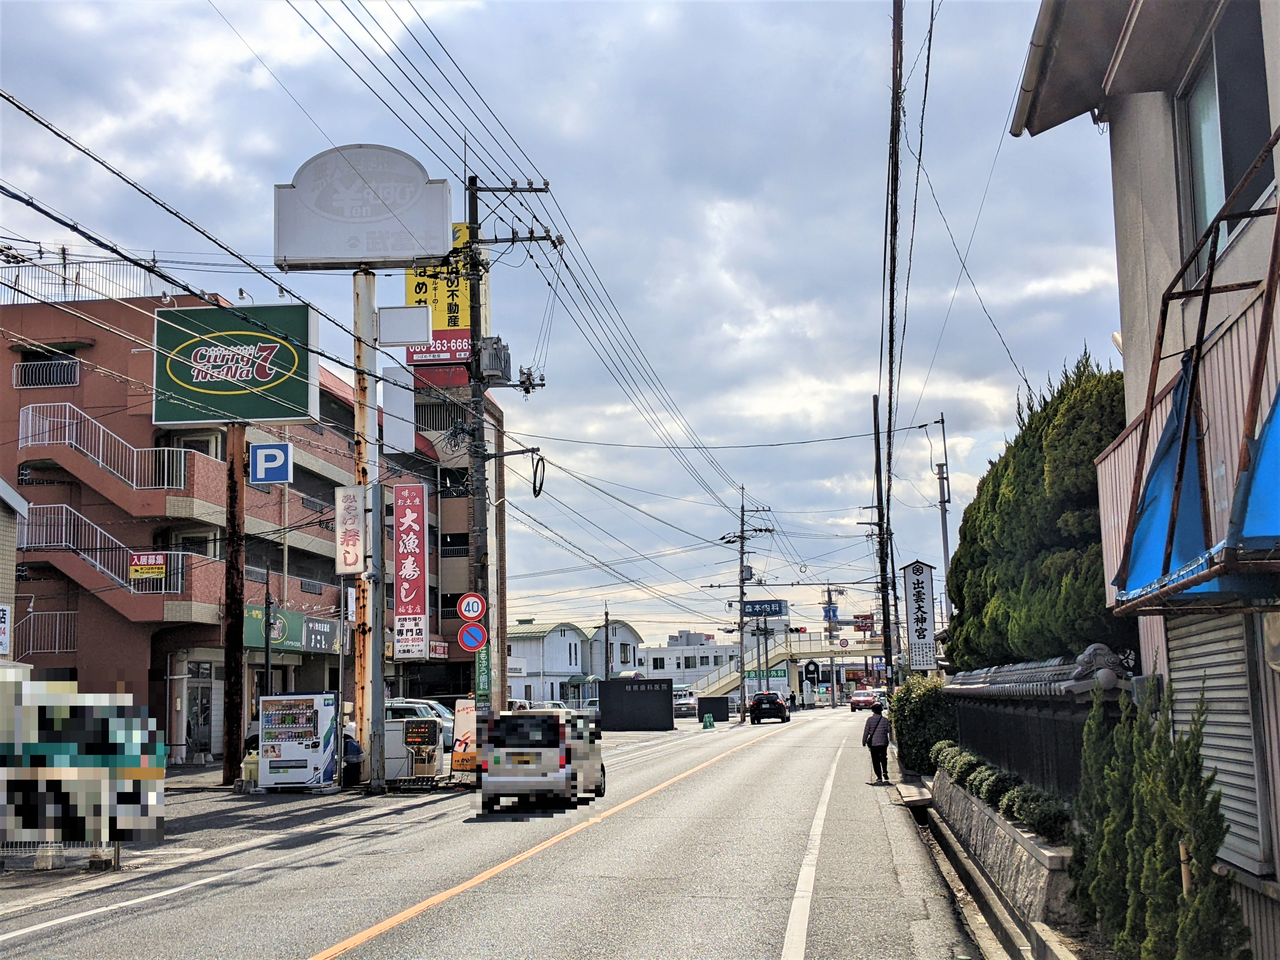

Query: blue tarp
1233;376;1280;551
1116;358;1212;598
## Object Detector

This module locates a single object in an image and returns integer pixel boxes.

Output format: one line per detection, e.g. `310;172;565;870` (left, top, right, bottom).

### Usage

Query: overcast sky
0;0;1120;644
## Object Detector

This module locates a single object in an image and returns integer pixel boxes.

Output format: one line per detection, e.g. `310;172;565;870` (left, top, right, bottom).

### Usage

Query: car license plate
509;753;536;765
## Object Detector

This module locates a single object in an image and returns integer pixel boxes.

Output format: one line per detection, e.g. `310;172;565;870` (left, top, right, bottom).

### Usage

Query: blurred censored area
479;710;604;817
2;668;167;842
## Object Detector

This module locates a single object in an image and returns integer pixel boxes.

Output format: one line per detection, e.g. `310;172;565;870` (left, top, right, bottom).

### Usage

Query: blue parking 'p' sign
249;442;293;484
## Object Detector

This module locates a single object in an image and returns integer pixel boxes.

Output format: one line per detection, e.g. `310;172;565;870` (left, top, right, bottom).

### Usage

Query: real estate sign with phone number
153;303;319;425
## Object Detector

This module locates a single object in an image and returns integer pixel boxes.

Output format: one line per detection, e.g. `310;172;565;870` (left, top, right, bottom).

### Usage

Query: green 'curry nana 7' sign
153;303;320;425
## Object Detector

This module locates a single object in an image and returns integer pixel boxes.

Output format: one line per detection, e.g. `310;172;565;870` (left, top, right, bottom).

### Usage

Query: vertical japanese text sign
901;559;937;671
334;486;366;576
392;484;428;661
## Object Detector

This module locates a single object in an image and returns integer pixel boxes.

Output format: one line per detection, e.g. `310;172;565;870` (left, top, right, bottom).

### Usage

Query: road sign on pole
248;442;294;484
458;622;488;652
457;593;486;622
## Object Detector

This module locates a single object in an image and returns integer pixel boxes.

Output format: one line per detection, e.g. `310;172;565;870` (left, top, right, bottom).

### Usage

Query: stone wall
932;768;1075;926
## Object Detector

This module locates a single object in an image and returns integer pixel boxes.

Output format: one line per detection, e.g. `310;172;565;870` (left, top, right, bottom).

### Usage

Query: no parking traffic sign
458;622;488;652
457;593;486;622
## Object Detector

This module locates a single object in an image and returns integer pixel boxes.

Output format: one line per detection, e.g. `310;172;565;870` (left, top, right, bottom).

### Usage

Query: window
637;657;645;666
684;656;696;669
713;655;723;666
699;656;710;667
1179;0;1273;265
621;644;630;665
729;652;738;661
652;657;665;670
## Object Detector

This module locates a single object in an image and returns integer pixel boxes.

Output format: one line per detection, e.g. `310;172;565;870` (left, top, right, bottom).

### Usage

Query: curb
925;808;1078;960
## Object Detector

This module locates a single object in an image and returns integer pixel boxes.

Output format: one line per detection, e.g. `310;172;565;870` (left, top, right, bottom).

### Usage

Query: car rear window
487;715;561;748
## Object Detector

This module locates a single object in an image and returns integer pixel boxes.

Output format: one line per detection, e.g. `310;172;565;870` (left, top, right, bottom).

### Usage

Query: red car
849;691;878;712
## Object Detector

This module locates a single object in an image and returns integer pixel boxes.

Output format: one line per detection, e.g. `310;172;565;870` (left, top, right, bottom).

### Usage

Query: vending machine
257;693;338;789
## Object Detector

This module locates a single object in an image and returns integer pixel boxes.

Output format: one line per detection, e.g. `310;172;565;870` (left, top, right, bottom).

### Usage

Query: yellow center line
310;723;795;959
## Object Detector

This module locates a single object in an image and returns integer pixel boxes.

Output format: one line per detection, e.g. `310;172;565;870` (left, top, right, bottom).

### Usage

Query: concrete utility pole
873;395;895;700
221;423;246;786
935;412;953;623
264;562;273;698
737;488;747;721
603;602;611;682
352;268;385;792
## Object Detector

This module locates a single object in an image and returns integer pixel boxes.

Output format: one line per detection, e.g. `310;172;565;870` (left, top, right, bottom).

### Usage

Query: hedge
889;675;957;774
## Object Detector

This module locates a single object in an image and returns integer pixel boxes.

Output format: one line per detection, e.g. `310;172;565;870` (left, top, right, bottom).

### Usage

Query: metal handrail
17;504;193;594
18;402;222;490
13;611;78;660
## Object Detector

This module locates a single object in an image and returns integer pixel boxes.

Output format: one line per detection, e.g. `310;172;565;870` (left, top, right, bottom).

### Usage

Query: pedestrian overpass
692;635;884;697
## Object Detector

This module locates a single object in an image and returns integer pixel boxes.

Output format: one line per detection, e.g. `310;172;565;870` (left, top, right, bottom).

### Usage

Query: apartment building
638;629;742;687
0;262;508;757
1011;0;1280;949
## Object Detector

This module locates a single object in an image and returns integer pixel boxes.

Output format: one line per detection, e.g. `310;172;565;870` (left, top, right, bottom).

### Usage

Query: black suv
749;691;790;725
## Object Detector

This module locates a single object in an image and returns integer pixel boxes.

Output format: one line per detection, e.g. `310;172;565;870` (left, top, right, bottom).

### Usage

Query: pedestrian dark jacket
862;712;891;747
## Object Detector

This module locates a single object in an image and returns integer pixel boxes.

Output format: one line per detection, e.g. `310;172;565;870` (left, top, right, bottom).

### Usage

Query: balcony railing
18;403;218;490
13;359;80;388
18;504;192;594
13;611;78;660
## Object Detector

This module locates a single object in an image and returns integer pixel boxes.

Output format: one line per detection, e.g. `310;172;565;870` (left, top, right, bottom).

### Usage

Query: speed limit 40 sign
457;593;486;622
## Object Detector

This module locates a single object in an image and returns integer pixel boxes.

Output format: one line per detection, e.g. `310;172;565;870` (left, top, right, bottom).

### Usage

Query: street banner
403;223;487;365
128;552;167;580
451;699;476;772
153;303;319;425
0;604;9;657
901;559;938;670
392;484;428;661
334;486;366;575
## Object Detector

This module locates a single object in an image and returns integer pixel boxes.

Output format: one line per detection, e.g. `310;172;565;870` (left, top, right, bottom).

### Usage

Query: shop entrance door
187;661;213;755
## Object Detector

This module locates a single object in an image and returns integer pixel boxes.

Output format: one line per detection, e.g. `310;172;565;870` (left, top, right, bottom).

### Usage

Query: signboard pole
370;483;386;792
221;423;246;787
264;561;273;698
351;269;385;792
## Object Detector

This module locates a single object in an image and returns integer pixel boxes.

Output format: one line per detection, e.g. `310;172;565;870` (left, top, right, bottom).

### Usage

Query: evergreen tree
1092;692;1136;942
947;353;1137;669
1116;687;1157;959
1139;688;1180;960
1068;685;1113;924
1174;696;1252;960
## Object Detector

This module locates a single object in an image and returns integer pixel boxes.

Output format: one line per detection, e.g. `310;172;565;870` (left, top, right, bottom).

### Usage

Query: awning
567;675;601;685
1230;378;1280;552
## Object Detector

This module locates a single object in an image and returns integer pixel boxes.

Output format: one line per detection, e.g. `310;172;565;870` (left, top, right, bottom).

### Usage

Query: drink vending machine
257;693;338;788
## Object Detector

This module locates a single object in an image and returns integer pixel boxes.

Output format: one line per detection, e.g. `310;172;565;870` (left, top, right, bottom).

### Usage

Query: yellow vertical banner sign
403;224;487;364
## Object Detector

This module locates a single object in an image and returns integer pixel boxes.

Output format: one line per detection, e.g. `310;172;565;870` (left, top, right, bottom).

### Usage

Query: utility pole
873;395;896;699
264;561;273;698
603;601;611;682
737;488;747;721
351;267;385;793
935;412;953;623
221;423;246;786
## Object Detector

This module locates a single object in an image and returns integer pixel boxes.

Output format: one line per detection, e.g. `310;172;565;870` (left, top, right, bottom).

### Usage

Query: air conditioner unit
479;337;512;383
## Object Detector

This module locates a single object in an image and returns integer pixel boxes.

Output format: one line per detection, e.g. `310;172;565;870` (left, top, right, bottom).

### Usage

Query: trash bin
240;752;259;788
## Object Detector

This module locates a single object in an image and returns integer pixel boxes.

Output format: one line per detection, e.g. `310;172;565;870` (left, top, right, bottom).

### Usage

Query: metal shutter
1167;614;1273;874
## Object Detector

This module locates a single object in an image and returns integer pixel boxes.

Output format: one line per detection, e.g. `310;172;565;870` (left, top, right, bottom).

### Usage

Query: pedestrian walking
862;702;891;783
788;691;797;712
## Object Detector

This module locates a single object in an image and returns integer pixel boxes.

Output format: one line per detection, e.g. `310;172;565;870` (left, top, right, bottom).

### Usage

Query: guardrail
13;611;78;660
18;403;217;490
18;504;192;593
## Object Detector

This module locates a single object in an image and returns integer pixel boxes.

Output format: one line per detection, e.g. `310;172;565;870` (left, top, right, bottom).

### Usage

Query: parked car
422;699;455;753
749;691;790;724
508;699;533;711
479;709;605;813
673;696;699;718
583;698;599;715
849;690;878;711
535;700;569;711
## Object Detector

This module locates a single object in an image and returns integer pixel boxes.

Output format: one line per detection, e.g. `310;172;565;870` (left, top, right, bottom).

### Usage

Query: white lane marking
780;738;846;960
0;854;292;945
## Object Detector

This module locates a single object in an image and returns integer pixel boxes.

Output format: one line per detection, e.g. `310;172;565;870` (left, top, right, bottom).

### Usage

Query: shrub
943;749;982;785
1000;784;1037;820
1018;791;1071;845
929;739;956;766
966;764;999;795
889;675;957;774
979;769;1023;809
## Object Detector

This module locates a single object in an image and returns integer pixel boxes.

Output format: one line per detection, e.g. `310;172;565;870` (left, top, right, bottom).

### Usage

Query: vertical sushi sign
393;484;428;660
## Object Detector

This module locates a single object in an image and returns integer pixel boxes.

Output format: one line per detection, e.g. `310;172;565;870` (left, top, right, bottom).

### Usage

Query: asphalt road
0;711;979;959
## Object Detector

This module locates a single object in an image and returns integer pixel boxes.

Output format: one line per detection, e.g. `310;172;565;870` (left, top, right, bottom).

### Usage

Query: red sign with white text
392;484;428;661
406;330;470;365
